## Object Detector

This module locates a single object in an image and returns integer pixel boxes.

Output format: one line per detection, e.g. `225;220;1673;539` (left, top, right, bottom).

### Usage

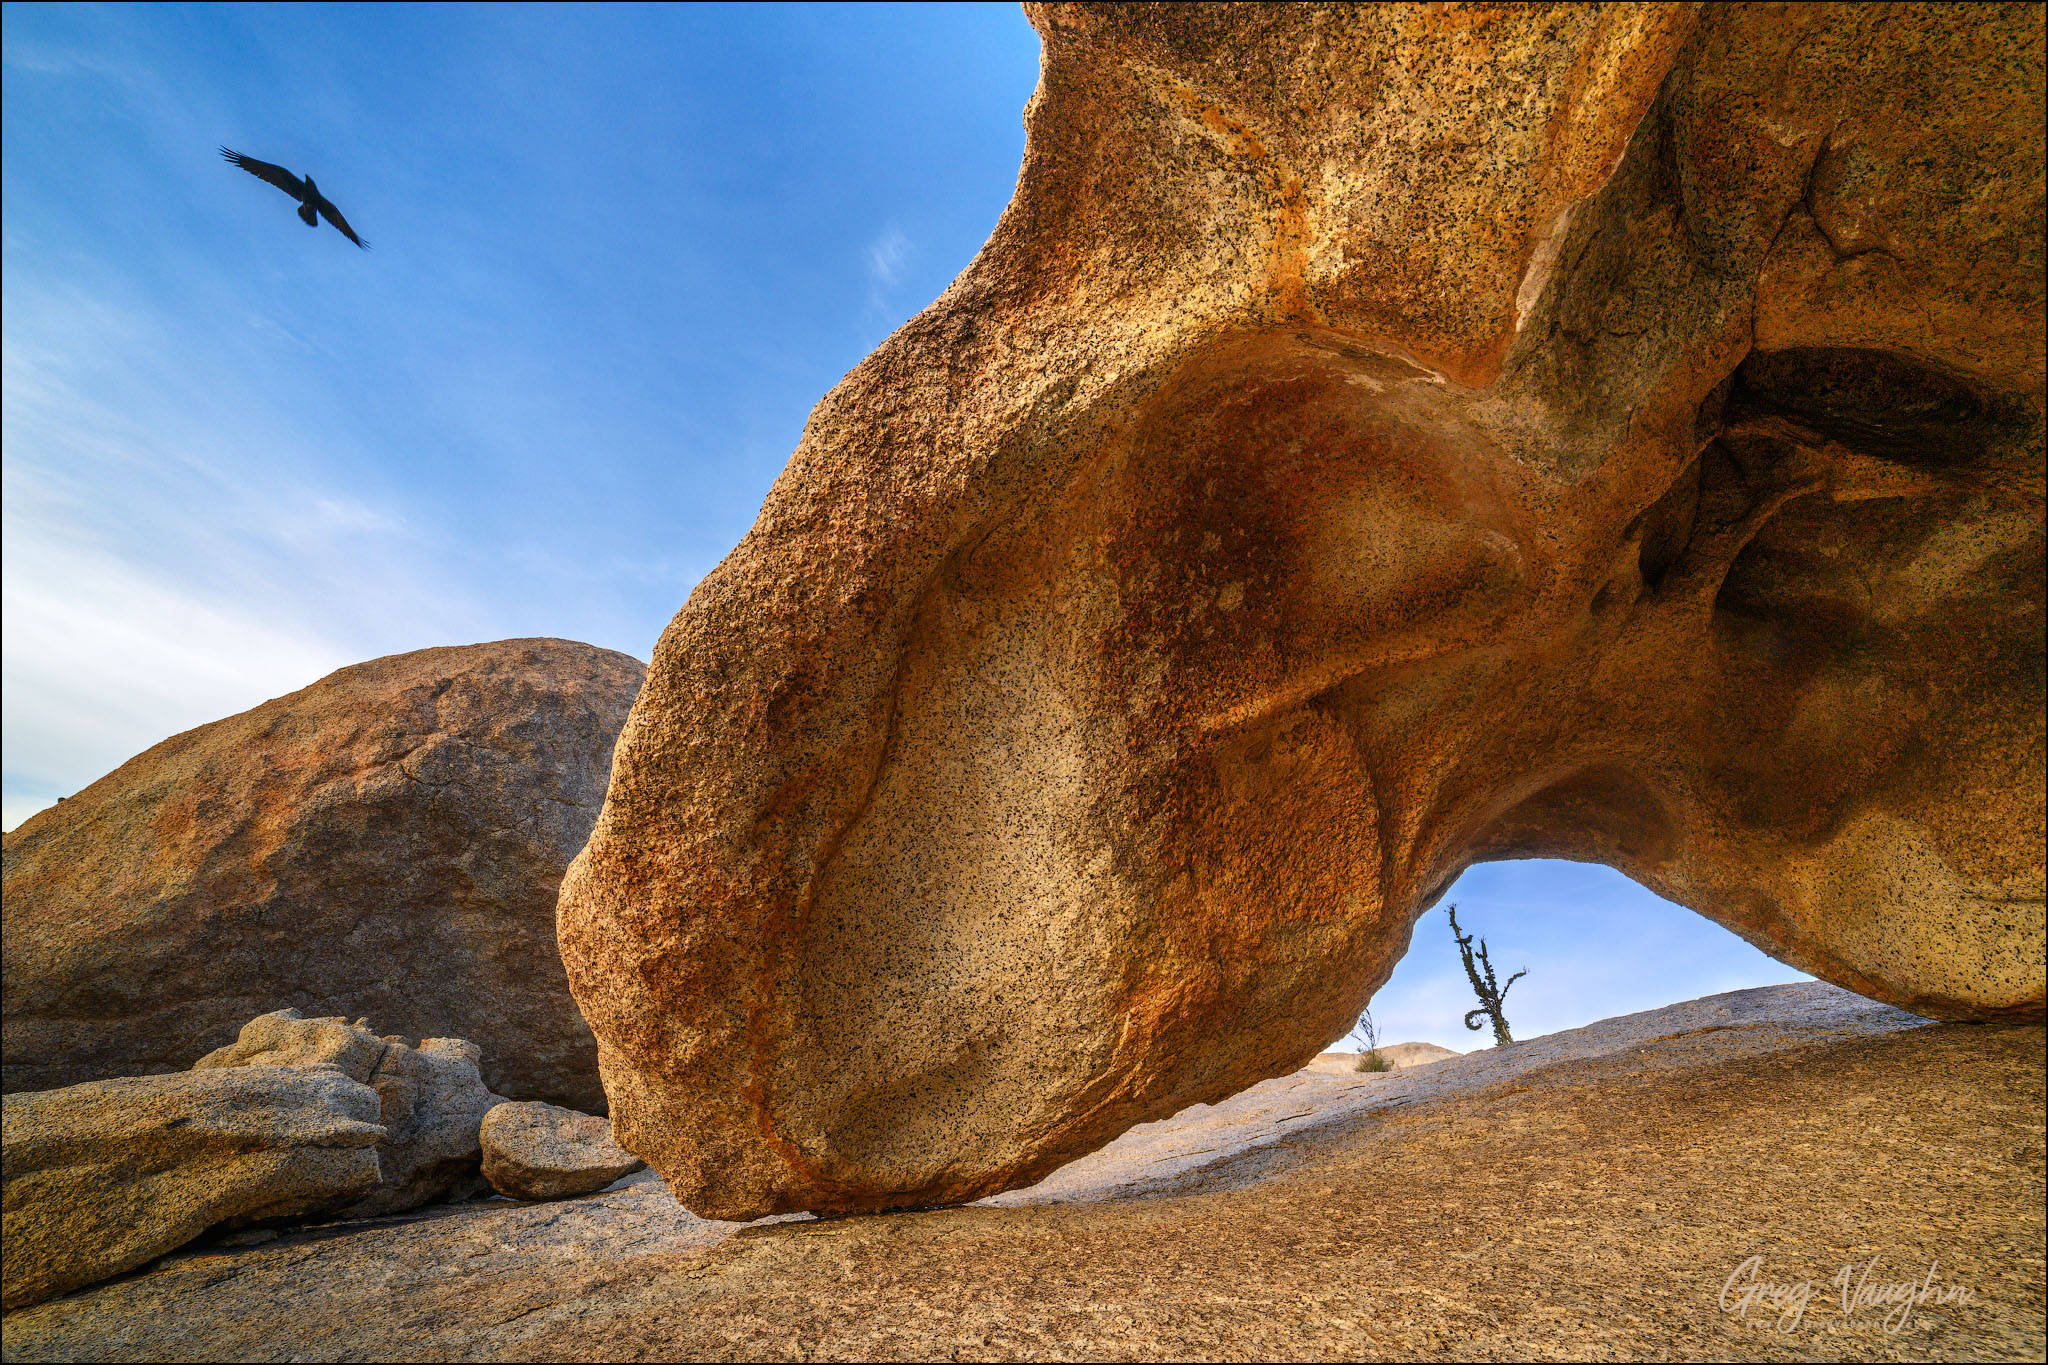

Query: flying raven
219;147;369;249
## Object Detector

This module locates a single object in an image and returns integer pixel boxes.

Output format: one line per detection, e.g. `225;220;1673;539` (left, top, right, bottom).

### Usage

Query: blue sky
1352;862;1810;1053
0;2;1807;1045
2;1;1037;824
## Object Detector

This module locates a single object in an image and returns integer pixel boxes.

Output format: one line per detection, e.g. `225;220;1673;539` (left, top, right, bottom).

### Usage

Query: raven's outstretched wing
316;197;370;249
219;147;304;199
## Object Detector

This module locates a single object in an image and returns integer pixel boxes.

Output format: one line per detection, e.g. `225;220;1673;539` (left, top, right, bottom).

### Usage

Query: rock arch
559;2;2044;1219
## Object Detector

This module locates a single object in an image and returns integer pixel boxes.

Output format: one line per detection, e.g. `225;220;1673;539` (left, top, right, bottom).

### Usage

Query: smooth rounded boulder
560;3;2044;1220
479;1100;643;1201
2;639;644;1112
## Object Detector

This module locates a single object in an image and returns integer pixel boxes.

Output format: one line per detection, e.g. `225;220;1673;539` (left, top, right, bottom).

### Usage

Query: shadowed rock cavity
559;3;2045;1219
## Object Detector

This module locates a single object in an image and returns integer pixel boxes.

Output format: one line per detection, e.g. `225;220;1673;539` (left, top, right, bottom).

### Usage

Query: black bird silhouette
219;147;369;249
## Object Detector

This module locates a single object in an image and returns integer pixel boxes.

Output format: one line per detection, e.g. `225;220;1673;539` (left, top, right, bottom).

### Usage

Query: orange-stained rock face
558;3;2045;1219
3;640;645;1112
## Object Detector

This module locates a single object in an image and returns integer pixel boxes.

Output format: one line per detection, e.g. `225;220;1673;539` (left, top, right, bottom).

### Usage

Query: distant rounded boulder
2;639;644;1112
1301;1043;1461;1076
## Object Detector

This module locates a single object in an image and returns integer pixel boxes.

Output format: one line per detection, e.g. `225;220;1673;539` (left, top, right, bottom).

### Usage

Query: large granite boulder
479;1100;643;1201
2;638;643;1112
194;1009;505;1217
558;3;2045;1219
0;1067;384;1310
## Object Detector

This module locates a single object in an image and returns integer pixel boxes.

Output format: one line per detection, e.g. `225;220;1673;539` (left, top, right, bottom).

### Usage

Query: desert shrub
1347;1005;1393;1072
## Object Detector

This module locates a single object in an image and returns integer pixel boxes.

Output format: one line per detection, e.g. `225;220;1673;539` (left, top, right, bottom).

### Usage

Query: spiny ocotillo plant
1448;903;1525;1047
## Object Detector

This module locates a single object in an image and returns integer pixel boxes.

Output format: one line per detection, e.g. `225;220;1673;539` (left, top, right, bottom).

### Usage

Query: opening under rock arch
1335;860;1815;1056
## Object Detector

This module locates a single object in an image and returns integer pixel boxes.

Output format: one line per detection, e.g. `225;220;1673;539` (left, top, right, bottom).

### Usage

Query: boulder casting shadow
553;3;2044;1220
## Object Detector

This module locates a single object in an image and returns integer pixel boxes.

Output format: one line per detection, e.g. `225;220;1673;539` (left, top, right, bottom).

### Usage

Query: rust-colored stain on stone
3;639;645;1113
559;3;2045;1220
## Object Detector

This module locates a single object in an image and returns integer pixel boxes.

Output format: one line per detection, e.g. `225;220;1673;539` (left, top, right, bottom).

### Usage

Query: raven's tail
298;202;317;226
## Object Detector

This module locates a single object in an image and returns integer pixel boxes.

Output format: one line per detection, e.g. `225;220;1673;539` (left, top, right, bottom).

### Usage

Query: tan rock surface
480;1100;644;1201
1374;1041;1459;1069
2;638;644;1112
195;1010;505;1218
0;1067;384;1311
1302;1041;1460;1075
3;986;2040;1360
559;1;2045;1218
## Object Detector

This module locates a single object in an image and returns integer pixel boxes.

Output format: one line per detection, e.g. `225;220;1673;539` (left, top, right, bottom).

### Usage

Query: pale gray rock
0;1066;384;1311
195;1009;504;1217
480;1100;643;1201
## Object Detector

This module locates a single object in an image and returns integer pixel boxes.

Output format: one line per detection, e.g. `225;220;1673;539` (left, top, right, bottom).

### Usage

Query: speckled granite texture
4;639;644;1113
558;3;2046;1217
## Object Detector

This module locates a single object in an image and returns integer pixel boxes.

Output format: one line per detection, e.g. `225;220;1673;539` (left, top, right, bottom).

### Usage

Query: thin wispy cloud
863;224;914;333
0;528;354;827
1;37;133;82
866;225;911;290
0;274;475;830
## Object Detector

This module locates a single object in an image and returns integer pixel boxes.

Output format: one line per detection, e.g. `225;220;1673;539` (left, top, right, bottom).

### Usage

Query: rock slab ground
5;985;2040;1361
2;638;643;1112
0;1067;384;1312
481;1100;643;1201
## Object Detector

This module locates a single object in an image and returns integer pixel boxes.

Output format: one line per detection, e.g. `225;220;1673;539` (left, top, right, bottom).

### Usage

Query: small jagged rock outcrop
195;1009;504;1217
480;1100;643;1201
558;3;2045;1220
2;639;644;1112
0;1067;384;1310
